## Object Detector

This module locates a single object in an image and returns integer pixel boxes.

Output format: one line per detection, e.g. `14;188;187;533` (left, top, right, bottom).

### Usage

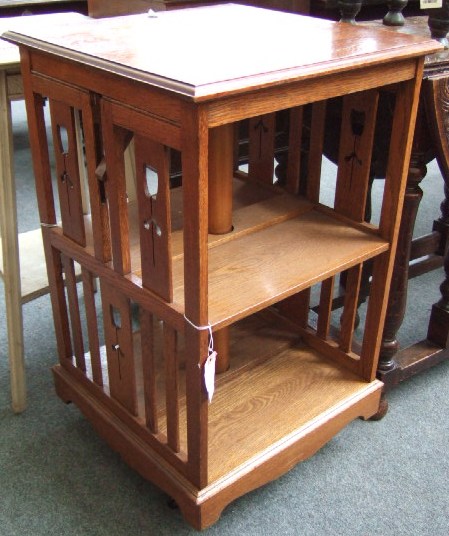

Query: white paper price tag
204;351;217;403
420;0;442;9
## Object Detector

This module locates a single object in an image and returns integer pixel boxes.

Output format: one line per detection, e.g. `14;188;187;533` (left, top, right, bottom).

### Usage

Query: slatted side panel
134;135;173;302
49;99;86;246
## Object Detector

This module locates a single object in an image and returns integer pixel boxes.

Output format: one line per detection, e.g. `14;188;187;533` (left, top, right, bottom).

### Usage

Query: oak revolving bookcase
4;5;441;529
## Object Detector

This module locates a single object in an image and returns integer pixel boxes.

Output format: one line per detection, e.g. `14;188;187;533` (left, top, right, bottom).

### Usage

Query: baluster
383;0;408;27
337;0;363;24
428;0;449;49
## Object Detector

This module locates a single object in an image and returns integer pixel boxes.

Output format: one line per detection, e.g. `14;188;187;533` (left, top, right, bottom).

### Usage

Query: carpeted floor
1;100;449;536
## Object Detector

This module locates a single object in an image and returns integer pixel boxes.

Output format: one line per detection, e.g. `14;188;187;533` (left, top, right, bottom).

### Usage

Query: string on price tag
184;315;217;403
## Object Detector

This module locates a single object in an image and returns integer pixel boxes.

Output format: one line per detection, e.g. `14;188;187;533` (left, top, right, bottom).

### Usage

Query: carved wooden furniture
358;17;449;394
0;13;86;413
4;5;439;528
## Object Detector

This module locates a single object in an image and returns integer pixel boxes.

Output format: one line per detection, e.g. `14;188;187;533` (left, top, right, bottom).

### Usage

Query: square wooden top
2;4;443;97
0;11;86;67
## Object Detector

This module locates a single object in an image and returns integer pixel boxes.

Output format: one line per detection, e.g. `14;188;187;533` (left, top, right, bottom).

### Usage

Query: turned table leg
425;76;449;347
377;101;431;385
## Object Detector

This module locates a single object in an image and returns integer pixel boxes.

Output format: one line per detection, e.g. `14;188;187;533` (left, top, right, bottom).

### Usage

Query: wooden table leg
0;71;26;412
426;75;449;349
377;99;431;388
208;124;234;373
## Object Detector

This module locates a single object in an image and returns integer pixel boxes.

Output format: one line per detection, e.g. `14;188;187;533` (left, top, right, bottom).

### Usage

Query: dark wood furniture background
0;0;87;16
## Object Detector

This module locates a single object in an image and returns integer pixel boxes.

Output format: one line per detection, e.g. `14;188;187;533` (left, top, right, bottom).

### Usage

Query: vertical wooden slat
339;265;363;353
182;102;209;489
42;237;73;367
49;99;86;245
248;113;276;184
82;92;112;263
81;268;103;386
134;134;173;301
286;106;304;195
101;281;137;414
317;277;335;339
306;101;327;203
140;309;158;433
101;99;131;275
334;90;379;222
19;49;56;225
164;323;179;453
61;253;86;372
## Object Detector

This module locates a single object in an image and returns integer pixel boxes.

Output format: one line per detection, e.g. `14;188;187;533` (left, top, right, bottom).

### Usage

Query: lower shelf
53;310;382;528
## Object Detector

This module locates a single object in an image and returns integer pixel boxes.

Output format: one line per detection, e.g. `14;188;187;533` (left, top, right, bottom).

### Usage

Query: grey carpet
1;100;448;536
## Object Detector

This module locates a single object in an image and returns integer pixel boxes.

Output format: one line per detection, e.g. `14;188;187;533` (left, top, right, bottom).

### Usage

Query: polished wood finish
4;5;439;528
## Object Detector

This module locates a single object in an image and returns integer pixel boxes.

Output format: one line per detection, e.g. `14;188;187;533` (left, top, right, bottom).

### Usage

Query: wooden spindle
209;124;234;373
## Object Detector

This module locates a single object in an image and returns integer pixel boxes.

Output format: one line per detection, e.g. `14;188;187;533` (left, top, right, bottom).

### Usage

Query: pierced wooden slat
60;253;86;372
339;264;363;353
317;276;335;340
164;323;180;453
248;113;275;184
307;101;327;203
101;99;131;275
334;90;379;222
134;135;173;301
101;280;137;415
286;106;304;195
81;268;103;386
49;99;86;246
140;309;158;433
